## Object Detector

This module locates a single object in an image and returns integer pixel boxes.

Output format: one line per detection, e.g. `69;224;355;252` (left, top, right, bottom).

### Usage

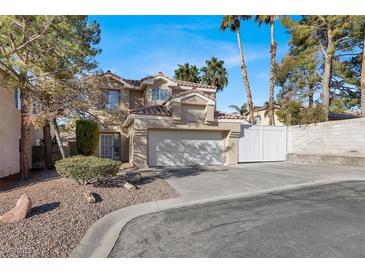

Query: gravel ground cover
0;169;178;258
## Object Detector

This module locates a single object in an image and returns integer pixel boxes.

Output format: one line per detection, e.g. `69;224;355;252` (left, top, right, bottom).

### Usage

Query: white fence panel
239;125;287;162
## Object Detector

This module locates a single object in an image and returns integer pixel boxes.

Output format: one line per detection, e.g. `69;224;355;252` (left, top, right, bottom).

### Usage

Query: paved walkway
71;162;365;257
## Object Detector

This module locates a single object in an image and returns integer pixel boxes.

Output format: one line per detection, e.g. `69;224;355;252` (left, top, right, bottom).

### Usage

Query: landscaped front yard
0;169;178;258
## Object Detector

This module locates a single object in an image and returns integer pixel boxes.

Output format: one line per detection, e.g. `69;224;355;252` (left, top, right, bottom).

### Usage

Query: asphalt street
109;180;365;257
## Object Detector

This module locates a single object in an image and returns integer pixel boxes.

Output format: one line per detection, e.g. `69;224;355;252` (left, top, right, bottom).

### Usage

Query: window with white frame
106;90;119;111
151;88;170;102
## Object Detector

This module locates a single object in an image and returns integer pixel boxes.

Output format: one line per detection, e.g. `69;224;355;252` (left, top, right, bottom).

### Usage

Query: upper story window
107;90;119;111
99;90;120;111
151;88;170;102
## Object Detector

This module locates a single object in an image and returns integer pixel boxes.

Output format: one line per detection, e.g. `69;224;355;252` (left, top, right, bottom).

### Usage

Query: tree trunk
43;122;52;169
20;90;31;179
50;118;66;159
322;26;334;120
307;83;314;108
268;22;277;126
361;35;365;117
236;28;255;124
308;83;314;108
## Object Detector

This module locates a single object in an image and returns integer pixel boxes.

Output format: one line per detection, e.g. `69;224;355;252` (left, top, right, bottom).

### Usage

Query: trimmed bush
76;120;99;156
55;156;120;185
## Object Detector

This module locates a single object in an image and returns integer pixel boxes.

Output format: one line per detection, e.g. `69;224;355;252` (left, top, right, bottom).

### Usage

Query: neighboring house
90;71;244;167
245;104;283;126
0;69;43;178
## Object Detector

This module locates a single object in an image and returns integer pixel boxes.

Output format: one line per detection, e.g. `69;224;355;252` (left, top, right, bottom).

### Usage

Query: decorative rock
0;193;33;223
83;191;96;204
124;182;137;190
126;172;142;184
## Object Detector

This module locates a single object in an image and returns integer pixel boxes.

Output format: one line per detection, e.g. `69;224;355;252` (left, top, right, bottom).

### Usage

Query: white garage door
148;130;224;166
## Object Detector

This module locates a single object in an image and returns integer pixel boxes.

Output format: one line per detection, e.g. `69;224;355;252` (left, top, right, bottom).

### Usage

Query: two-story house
92;71;243;168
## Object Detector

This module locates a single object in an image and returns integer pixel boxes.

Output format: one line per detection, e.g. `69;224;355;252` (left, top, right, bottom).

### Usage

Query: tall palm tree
221;15;255;123
201;57;228;91
254;15;280;125
174;63;201;83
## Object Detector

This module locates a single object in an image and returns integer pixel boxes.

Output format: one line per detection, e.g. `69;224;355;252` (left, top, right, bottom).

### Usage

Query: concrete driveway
155;162;365;208
109;179;365;257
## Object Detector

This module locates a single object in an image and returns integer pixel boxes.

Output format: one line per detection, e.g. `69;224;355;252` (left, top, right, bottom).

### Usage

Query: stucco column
225;130;240;165
132;128;148;168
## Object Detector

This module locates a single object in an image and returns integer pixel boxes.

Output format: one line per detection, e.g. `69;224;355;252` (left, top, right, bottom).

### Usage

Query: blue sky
89;15;293;112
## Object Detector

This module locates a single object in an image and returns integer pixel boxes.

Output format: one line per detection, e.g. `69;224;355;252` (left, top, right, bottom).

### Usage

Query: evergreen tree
0;16;101;177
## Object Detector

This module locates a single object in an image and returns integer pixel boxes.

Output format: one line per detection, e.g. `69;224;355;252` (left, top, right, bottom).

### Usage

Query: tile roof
130;106;243;120
104;71;141;87
121;72;216;90
216;111;244;120
60;132;76;142
129;105;172;116
168;77;216;89
123;78;141;87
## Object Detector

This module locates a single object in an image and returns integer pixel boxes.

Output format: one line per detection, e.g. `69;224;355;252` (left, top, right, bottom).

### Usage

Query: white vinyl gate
239;125;287;162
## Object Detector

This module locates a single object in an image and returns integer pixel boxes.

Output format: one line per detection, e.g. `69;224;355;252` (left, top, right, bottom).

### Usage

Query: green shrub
276;101;302;125
277;101;327;125
301;105;326;124
55;156;120;185
76;120;99;156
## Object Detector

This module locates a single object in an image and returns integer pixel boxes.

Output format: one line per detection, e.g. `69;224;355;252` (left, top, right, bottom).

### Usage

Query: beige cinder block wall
127;117;241;168
287;118;365;156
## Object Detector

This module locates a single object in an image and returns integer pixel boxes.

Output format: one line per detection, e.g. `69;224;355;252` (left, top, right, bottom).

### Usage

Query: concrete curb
70;177;364;258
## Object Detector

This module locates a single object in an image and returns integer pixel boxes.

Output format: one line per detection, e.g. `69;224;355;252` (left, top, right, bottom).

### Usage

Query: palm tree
174;63;201;83
254;15;280;125
229;103;247;115
201;57;228;91
221;15;255;123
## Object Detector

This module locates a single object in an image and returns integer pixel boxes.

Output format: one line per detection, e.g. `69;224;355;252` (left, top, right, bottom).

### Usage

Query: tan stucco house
0;69;43;178
245;104;283;126
91;71;244;168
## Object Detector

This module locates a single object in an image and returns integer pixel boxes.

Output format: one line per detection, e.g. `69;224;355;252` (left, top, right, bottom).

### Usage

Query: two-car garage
148;130;224;166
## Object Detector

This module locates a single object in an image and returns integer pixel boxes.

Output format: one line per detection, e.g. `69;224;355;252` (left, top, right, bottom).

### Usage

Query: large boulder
126;172;142;184
0;194;33;223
